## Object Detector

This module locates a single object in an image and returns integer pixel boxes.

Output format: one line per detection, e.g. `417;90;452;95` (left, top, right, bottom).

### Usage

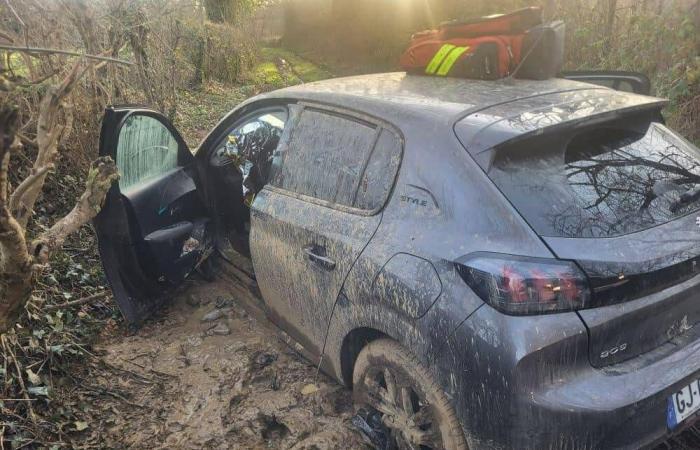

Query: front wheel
352;338;468;450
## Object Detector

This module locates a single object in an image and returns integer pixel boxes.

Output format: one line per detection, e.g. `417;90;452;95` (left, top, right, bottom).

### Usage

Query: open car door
94;107;211;325
560;70;652;95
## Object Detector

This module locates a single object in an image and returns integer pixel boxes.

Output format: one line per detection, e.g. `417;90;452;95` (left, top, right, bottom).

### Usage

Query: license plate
667;378;700;429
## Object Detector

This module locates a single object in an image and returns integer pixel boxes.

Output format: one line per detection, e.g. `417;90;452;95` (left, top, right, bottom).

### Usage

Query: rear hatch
456;88;700;367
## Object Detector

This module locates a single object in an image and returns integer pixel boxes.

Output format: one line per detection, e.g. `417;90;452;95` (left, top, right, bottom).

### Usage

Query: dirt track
85;278;368;449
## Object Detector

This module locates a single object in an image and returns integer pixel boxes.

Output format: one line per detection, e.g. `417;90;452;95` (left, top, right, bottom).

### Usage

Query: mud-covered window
353;129;402;210
116;115;179;190
272;109;377;206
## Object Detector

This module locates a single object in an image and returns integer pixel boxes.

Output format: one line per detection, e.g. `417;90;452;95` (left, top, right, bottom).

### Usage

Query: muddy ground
77;277;369;449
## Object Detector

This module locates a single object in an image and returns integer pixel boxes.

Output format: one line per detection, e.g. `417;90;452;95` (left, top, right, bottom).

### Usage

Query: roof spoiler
486;99;667;152
455;88;667;163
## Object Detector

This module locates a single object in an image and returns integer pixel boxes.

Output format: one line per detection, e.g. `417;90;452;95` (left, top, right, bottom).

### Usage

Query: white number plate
668;378;700;429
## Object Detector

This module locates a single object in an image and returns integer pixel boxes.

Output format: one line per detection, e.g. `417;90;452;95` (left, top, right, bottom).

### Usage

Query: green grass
250;47;333;88
7;53;30;78
173;48;334;148
254;60;287;87
174;81;252;148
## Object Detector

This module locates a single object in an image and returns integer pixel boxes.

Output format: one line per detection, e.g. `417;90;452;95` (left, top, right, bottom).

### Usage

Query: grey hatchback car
95;72;700;449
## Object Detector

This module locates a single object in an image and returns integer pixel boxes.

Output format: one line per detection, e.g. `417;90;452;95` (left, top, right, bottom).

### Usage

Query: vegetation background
0;0;698;447
284;0;700;143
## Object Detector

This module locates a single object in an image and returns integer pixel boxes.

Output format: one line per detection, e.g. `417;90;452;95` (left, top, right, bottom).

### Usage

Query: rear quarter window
354;129;402;210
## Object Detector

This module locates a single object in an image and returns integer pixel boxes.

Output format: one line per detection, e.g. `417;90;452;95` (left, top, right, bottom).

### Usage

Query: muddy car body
95;72;700;449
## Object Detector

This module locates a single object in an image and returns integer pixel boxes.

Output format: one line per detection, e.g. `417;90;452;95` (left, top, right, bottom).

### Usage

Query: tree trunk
204;0;223;22
603;0;617;57
0;108;34;332
191;33;206;87
0;56;119;332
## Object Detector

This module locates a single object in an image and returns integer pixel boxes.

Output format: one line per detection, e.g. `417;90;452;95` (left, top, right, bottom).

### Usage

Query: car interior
204;108;288;269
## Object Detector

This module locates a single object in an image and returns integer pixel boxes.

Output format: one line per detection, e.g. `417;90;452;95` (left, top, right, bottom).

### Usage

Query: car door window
116;114;180;190
271;108;378;207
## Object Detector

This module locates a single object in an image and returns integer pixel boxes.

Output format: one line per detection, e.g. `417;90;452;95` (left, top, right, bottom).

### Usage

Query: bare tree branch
8;164;54;217
0;45;133;66
32;157;119;262
10;60;86;228
3;0;25;30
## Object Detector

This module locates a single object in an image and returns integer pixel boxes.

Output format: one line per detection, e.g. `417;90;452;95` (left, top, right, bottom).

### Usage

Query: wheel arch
330;302;436;388
339;327;389;387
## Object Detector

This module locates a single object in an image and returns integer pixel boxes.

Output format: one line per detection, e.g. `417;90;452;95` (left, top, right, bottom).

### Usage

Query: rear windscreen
489;120;700;238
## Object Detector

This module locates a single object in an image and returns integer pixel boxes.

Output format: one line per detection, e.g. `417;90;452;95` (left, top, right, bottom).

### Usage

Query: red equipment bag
439;7;543;39
399;35;525;80
399;7;563;80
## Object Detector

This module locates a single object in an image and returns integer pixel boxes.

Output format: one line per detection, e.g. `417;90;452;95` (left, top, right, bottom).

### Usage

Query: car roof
257;72;661;126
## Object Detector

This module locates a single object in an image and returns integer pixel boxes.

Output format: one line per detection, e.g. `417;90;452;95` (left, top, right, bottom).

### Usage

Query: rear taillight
455;253;590;315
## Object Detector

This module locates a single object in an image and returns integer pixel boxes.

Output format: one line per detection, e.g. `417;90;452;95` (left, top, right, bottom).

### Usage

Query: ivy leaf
27;386;49;397
25;369;41;385
50;345;65;355
28;337;40;350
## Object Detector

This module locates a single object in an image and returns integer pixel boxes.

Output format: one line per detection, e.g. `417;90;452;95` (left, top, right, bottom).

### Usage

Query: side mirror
560;71;651;95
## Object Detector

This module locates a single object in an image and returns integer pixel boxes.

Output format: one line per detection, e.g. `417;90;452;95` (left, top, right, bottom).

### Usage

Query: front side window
116;114;179;190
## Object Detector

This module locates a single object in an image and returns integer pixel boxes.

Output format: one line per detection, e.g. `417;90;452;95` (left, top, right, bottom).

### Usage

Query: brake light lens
455;253;590;315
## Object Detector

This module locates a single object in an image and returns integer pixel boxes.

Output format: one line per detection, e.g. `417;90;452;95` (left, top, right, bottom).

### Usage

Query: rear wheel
352;338;468;450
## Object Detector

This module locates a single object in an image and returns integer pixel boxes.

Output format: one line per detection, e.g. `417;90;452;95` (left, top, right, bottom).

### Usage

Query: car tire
352;338;468;450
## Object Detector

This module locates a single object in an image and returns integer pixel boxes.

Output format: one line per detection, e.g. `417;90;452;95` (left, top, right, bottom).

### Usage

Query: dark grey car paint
98;73;699;449
546;211;700;369
250;187;382;357
249;74;697;449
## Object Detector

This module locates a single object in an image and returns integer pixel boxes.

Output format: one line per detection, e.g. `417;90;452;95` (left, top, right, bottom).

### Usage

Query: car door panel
95;107;211;325
120;166;202;235
120;166;209;280
249;104;403;362
250;189;380;357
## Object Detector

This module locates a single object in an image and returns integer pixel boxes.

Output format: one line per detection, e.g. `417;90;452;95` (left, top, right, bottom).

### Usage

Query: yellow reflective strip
436;46;470;76
425;44;456;74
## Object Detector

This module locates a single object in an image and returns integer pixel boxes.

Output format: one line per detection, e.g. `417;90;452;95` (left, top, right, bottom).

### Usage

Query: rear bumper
435;305;700;449
529;340;700;449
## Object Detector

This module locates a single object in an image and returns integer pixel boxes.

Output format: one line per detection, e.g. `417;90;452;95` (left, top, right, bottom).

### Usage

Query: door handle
303;246;336;271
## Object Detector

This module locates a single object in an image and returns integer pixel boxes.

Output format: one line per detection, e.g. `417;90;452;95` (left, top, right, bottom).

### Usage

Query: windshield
489;120;700;238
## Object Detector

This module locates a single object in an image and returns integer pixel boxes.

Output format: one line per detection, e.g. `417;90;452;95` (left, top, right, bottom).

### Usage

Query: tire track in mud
88;279;369;449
